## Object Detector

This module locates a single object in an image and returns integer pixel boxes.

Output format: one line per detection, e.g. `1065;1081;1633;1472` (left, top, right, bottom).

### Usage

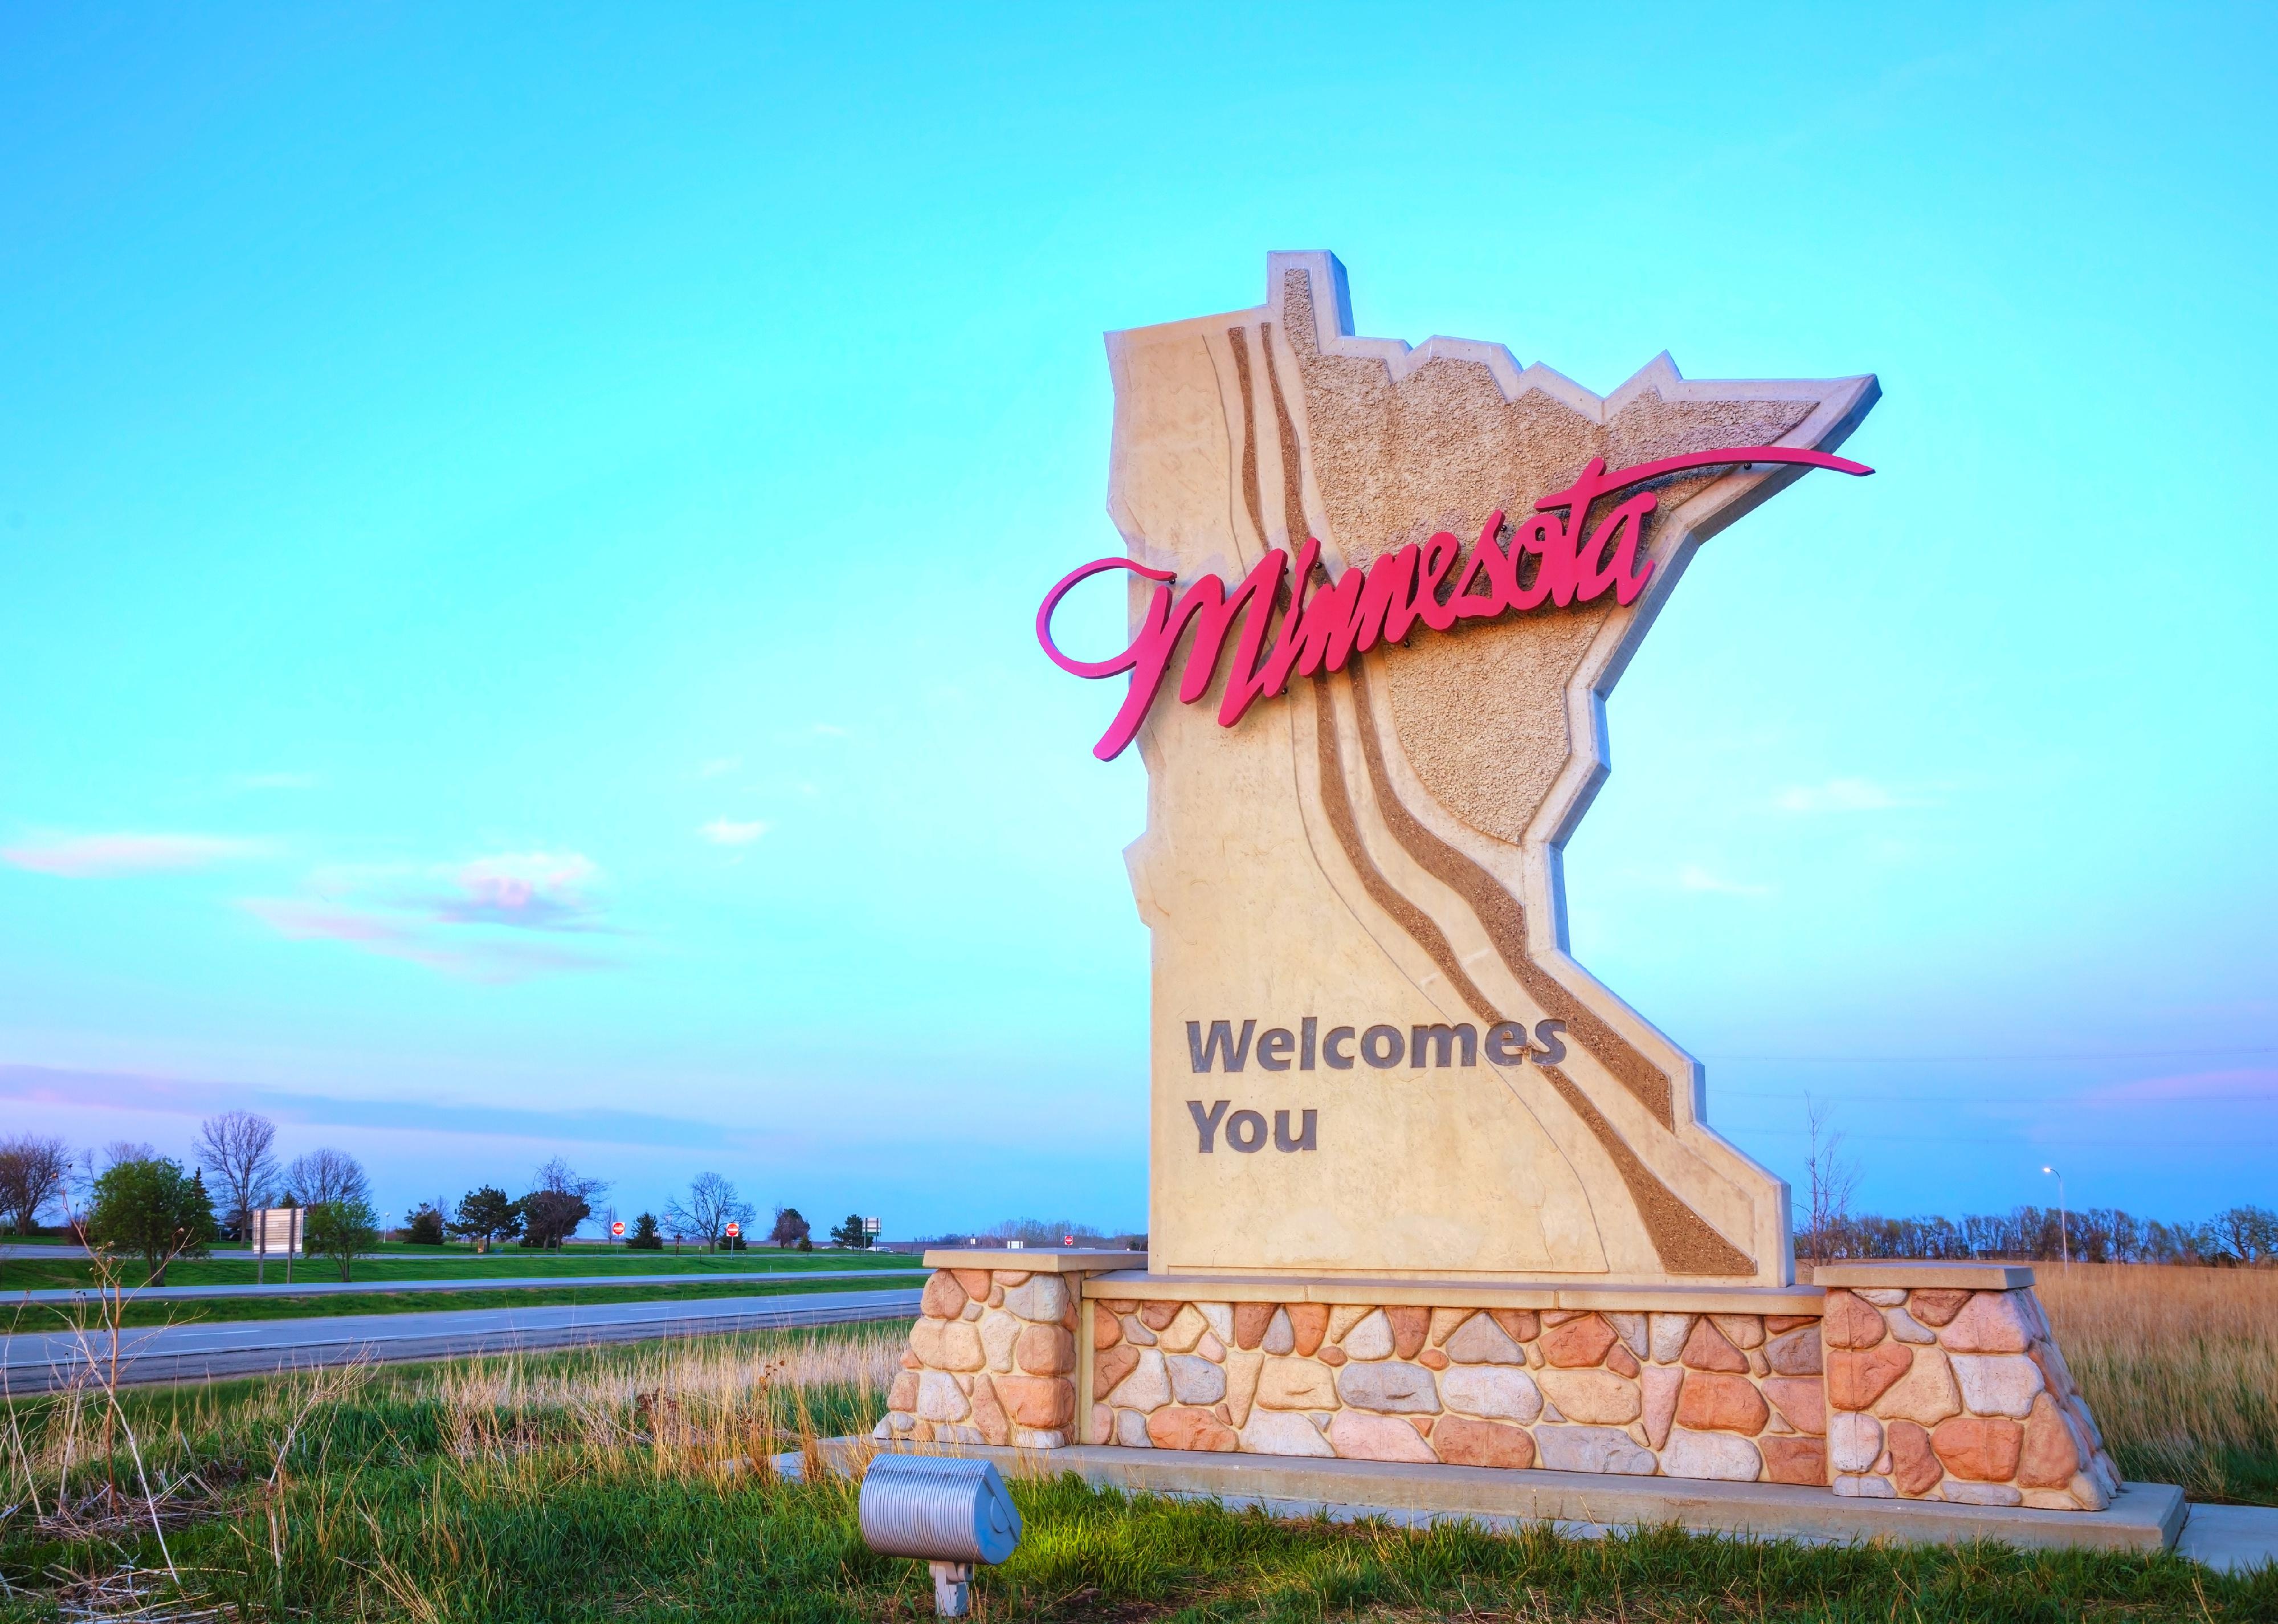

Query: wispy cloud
241;848;616;981
1677;863;1771;898
3;833;265;878
699;818;769;847
697;756;742;780
1773;777;1933;814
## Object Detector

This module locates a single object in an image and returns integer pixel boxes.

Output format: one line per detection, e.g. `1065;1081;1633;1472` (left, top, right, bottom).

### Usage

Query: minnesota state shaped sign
1042;252;1879;1286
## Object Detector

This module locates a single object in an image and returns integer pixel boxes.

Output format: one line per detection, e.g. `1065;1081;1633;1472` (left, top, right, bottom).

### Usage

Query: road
0;1286;922;1393
1;1266;921;1304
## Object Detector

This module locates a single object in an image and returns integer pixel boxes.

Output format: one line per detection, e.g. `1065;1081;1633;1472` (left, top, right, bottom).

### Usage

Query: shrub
305;1195;382;1281
87;1156;217;1285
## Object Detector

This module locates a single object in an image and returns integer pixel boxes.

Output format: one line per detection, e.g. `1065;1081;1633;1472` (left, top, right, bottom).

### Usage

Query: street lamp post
2042;1166;2068;1267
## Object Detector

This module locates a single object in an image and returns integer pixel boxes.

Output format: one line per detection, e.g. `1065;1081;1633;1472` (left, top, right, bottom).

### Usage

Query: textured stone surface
1828;1412;1883;1474
1822;1291;1886;1350
1148;1405;1239;1451
1886;1419;1942;1497
1434;1416;1537;1468
1320;1345;1348;1368
1336;1360;1439;1413
1887;1308;1937;1345
1828;1341;1912;1410
995;1374;1075;1430
1287;1304;1330;1357
1680;1317;1749;1373
1676;1372;1769;1435
1002;1275;1070;1324
1940;1292;2031;1354
888;1372;917;1414
951;1268;991;1299
1872;1346;1962;1426
1760;1434;1828;1487
1428;1308;1472;1347
1224;1349;1263;1428
1605;1342;1641;1379
1092;1303;1122;1350
1950;1353;2044;1418
1642;1365;1683;1448
1762;1376;1826;1437
1387;1306;1431;1360
1263;1307;1295;1355
1341;1309;1395;1361
1944;1481;2024;1507
1418;1348;1448;1370
1834;1474;1895;1499
1605;1312;1649;1360
1443;1313;1524;1365
2018;1394;2083;1488
1538;1369;1640;1425
1256;1357;1337;1410
1327;1304;1373;1343
1534;1425;1657;1475
1662;1428;1762;1482
1648;1313;1695;1364
921;1273;967;1320
1016;1323;1074;1376
1708;1314;1765;1350
1330;1411;1438;1462
1541;1313;1618;1368
1109;1349;1170;1411
1157;1303;1209;1353
1241;1407;1335;1456
1095;1344;1140;1399
1139;1300;1181;1332
1439;1364;1542;1422
1766;1327;1822;1376
1907;1288;1971;1327
1233;1302;1274;1350
917;1370;970;1423
970;1373;1011;1446
1932;1415;2024;1482
911;1317;984;1372
1199;1303;1235;1344
1114;1407;1150;1447
1168;1353;1227;1405
1489;1309;1541;1344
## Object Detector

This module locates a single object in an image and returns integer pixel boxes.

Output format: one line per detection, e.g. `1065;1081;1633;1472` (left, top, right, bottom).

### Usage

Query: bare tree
0;1134;72;1234
521;1157;609;1249
194;1111;280;1241
664;1172;752;1251
1801;1095;1861;1270
284;1147;371;1208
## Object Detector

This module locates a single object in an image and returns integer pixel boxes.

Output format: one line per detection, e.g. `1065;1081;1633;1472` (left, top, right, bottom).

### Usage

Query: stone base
784;1438;2187;1555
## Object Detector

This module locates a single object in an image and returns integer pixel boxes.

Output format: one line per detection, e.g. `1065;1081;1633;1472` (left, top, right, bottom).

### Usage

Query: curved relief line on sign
1227;327;1268;554
1311;672;1752;1278
1344;674;1676;1129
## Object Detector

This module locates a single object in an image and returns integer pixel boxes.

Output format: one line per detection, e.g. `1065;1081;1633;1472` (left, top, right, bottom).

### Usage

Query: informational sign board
863;1216;881;1237
1038;253;1877;1287
249;1206;304;1258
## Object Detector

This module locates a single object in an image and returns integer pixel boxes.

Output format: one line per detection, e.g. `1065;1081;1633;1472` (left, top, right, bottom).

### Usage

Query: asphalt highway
0;1286;923;1393
1;1266;921;1304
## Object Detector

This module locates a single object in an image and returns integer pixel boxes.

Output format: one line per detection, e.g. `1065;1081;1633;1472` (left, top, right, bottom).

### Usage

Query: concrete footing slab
781;1438;2190;1557
2175;1504;2278;1574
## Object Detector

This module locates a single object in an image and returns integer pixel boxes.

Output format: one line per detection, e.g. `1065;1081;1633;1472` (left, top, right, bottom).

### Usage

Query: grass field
0;1266;2271;1621
0;1248;921;1295
2;1272;922;1333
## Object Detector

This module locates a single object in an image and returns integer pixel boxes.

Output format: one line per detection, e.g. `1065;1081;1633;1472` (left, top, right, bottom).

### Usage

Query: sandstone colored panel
1434;1416;1537;1468
1439;1365;1543;1423
1761;1434;1828;1486
1538;1369;1640;1425
1330;1411;1439;1462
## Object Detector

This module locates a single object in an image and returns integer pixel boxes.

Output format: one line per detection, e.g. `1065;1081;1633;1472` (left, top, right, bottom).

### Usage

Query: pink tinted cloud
437;851;602;931
4;833;264;878
241;896;607;984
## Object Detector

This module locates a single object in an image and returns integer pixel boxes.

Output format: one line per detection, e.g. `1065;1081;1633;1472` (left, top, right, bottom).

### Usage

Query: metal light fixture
858;1454;1023;1617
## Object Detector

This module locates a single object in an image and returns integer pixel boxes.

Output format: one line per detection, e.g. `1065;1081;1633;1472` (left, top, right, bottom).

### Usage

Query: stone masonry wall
879;1273;2120;1513
876;1268;1081;1450
1823;1286;2120;1511
1088;1298;1830;1484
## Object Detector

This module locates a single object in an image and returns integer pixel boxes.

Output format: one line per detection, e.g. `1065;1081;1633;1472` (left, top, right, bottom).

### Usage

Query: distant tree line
1801;1203;2278;1267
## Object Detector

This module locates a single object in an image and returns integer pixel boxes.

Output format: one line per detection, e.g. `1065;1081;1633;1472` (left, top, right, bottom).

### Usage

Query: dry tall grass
2038;1263;2278;1500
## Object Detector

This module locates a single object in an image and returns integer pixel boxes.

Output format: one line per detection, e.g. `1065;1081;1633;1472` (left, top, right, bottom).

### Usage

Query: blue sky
2;4;2271;1239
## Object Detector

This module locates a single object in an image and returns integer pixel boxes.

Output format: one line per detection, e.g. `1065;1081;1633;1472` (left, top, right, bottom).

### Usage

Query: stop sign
610;1220;625;1238
725;1221;741;1239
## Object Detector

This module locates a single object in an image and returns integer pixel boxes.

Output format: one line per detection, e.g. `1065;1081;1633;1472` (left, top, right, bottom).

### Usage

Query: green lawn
0;1246;920;1293
2;1271;920;1331
0;1328;2268;1622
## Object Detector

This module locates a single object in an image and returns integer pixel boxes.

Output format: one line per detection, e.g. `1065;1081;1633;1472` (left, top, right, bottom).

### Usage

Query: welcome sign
1042;253;1879;1286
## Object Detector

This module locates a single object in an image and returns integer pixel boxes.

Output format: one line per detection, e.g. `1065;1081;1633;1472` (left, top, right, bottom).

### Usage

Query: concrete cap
1811;1262;2035;1291
921;1248;1137;1272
